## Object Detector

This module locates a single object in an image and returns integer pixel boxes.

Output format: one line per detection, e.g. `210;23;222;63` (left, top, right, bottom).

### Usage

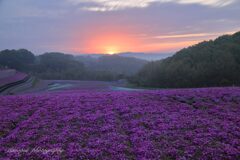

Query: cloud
154;33;218;39
66;0;237;11
153;31;237;40
177;0;236;7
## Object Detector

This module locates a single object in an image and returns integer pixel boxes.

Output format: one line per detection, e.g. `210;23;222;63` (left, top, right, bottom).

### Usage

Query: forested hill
76;55;147;76
0;50;147;81
132;31;240;88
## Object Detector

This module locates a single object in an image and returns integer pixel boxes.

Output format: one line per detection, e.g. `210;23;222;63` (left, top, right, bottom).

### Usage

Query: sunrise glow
106;46;119;54
71;28;142;54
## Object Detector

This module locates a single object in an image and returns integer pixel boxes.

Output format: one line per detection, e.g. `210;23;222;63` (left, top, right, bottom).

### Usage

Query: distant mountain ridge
117;52;174;61
76;52;173;61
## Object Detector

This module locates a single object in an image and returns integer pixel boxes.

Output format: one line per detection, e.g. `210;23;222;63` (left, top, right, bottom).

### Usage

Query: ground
2;79;143;95
0;87;239;159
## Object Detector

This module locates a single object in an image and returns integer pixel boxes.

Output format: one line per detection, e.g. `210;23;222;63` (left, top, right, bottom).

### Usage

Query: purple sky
0;0;240;54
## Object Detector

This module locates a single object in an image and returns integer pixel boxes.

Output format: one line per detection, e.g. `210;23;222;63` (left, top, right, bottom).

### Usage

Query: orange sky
85;32;140;54
69;26;142;54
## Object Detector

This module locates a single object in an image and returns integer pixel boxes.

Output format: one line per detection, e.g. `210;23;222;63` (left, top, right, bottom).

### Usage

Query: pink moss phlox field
0;87;240;159
0;72;28;87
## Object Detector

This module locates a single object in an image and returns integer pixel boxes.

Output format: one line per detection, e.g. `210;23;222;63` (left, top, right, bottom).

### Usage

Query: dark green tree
132;31;240;88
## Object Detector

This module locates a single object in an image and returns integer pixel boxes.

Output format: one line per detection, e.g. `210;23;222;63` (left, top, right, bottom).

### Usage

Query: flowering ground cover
0;69;16;79
0;72;28;87
0;87;240;159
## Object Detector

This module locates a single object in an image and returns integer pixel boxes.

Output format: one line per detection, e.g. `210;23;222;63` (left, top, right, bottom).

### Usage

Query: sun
107;51;115;55
106;46;119;55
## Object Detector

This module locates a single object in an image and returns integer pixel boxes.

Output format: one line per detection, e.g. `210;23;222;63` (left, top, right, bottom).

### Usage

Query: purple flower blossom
0;87;240;159
0;72;27;87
